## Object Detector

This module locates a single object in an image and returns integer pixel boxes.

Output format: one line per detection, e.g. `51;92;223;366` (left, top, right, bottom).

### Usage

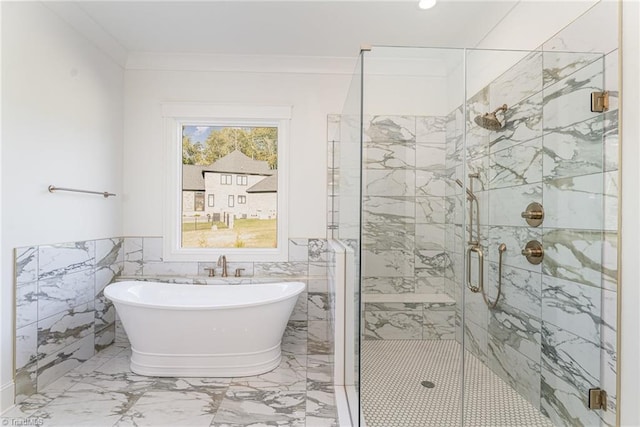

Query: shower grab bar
466;245;483;293
48;185;116;198
482;244;507;309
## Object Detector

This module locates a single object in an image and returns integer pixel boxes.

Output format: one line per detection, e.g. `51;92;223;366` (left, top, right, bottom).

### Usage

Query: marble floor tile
31;382;142;427
211;388;306;427
282;320;307;356
306;383;338;427
8;340;337;427
115;390;221;426
231;354;307;391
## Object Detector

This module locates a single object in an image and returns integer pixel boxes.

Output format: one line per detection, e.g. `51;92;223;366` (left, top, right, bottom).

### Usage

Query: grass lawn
182;218;277;248
181;220;227;232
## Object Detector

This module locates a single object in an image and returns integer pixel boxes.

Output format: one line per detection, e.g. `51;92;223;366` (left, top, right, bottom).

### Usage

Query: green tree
182;136;204;165
188;126;278;169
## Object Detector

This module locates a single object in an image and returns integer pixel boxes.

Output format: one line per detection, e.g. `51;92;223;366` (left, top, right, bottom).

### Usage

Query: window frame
238;195;247;205
208;194;215;207
163;103;290;261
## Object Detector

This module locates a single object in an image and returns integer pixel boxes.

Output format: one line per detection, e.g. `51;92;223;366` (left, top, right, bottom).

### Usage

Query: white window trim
163;103;291;262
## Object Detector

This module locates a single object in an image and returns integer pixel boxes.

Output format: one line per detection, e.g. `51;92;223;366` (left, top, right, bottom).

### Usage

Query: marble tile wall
14;238;124;403
15;236;333;404
444;48;618;426
328;114;456;341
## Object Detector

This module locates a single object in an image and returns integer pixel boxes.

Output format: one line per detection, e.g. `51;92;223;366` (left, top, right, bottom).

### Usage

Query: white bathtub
104;280;305;377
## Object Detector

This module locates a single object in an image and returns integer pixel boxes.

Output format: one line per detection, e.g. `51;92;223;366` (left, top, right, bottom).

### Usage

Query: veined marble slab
364;116;416;144
38;241;95;279
416;116;446;144
15;246;38;285
543;59;604;131
363;293;454;304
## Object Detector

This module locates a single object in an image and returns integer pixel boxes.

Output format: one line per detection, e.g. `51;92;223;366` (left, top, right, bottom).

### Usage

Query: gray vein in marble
489;94;543;154
282;321;307;356
96;238;124;269
541;275;601;344
364;311;422;340
16;283;38;329
38;302;95;359
37;269;95;321
490;138;542;189
542;115;604;180
212;388;306;426
490;51;542;109
308;239;328;262
543;60;604;131
542;51;602;89
16;246;38;285
308;321;331;355
365;169;416;197
38;241;95;279
364;142;415;169
488;337;541;409
415;250;449;277
541;322;601;427
542;229;603;288
231;354;306;392
365;116;416;144
363;277;414;294
416;116;446;143
489;305;541;362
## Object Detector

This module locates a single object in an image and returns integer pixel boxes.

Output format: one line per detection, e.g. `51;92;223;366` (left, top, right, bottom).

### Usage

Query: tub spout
217;255;228;277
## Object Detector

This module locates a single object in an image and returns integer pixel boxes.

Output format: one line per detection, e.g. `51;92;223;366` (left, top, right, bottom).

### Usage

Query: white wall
0;2;124;412
620;1;640;424
0;0;5;414
122;67;351;239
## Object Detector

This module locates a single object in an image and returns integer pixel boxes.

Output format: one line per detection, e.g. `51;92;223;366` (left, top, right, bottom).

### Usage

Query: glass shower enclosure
329;42;618;426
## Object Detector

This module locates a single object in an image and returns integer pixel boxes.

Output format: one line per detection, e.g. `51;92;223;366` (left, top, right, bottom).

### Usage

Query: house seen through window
181;125;278;249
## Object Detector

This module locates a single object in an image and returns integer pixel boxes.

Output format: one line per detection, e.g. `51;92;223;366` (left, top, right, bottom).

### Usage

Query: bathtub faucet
217;255;228;277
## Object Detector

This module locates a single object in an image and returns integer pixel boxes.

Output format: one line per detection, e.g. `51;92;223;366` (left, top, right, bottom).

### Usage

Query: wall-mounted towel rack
48;185;116;198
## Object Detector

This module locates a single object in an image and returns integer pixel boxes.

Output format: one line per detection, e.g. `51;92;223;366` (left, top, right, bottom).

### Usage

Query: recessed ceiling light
418;0;437;10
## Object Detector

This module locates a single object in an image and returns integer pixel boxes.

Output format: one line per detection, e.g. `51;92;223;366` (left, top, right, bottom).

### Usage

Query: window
194;192;205;211
163;103;290;261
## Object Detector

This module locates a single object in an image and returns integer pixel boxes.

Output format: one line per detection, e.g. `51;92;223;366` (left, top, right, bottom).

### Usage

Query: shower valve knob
521;211;543;219
521;240;544;265
521;202;544;227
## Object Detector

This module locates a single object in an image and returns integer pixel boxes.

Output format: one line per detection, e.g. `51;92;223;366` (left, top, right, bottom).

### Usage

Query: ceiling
71;1;520;58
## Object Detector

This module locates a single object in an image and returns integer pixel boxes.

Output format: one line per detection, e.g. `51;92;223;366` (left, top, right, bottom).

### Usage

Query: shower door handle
466;245;483;293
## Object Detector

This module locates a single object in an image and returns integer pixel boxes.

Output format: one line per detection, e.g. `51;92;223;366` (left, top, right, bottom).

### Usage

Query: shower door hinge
591;91;609;112
588;388;608;411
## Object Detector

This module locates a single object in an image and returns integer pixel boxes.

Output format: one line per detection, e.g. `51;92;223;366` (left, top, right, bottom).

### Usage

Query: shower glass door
338;40;616;427
462;46;613;426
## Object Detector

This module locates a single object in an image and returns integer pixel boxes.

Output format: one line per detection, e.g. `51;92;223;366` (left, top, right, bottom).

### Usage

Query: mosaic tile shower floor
2;343;337;427
361;340;554;427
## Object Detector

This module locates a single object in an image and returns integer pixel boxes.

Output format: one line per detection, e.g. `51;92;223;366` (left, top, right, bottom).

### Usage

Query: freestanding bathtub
104;280;305;377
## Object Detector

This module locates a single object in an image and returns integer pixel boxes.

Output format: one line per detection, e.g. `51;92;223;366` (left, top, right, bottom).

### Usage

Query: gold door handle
466;245;483;293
